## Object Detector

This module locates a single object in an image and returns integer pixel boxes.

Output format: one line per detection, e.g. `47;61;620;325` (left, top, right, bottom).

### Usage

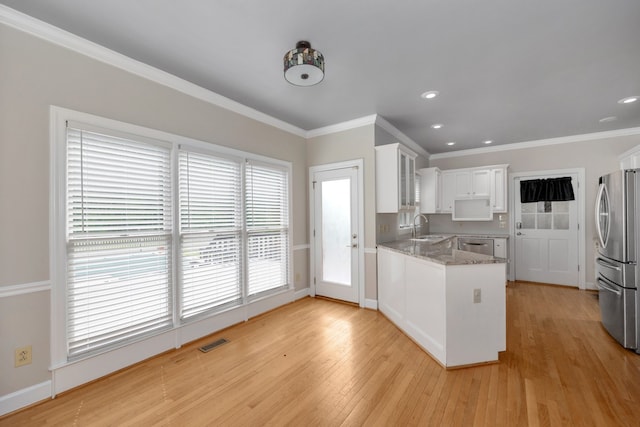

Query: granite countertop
378;236;507;266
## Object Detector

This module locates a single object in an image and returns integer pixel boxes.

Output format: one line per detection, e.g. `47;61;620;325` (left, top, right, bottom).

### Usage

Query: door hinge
578;265;580;271
312;181;317;189
314;277;316;285
313;229;315;237
578;223;580;230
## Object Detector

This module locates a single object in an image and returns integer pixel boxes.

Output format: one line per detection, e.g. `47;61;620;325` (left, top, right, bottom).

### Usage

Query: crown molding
430;126;640;160
306;115;378;138
0;5;307;138
374;116;431;158
305;114;430;159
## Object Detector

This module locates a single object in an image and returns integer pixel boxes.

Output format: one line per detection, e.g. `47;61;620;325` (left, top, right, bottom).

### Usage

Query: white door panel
311;165;360;303
514;174;579;286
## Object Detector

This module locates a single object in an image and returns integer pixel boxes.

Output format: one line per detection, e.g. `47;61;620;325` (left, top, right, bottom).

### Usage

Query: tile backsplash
427;213;509;235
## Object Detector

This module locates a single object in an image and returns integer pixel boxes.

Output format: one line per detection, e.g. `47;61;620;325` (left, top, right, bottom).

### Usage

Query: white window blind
245;161;290;297
66;126;173;359
179;151;243;319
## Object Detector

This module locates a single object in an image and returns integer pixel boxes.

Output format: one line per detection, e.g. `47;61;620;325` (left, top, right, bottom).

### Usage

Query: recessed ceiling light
618;96;638;104
599;116;617;123
483;140;493;145
421;90;439;99
446;142;455;146
431;123;443;129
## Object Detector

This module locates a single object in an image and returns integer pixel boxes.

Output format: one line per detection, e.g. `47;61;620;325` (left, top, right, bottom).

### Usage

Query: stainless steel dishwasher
457;237;494;256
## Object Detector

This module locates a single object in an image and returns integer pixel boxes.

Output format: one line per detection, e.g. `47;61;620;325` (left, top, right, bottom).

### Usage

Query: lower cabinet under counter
377;247;506;368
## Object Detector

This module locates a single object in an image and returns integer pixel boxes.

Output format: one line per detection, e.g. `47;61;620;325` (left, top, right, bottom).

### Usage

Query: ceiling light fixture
284;41;325;87
618;96;638;104
421;90;439;99
484;140;493;144
431;124;443;129
446;142;455;146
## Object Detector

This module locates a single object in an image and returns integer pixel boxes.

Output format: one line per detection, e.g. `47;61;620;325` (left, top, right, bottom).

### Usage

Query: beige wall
306;125;377;299
0;23;307;396
429;135;640;285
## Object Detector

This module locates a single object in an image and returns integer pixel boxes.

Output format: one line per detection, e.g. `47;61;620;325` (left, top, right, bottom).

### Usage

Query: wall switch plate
15;345;32;367
473;288;481;304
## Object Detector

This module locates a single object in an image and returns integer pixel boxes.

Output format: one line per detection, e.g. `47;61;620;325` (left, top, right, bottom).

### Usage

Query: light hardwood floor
3;282;640;426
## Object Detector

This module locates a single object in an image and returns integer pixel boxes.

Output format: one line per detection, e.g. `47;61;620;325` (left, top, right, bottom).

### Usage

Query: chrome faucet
412;213;429;238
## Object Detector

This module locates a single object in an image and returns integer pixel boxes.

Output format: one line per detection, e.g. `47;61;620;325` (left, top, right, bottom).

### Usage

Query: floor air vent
199;338;229;353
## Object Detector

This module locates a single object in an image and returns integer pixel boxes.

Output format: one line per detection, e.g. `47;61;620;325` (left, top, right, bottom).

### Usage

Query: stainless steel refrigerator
595;169;639;352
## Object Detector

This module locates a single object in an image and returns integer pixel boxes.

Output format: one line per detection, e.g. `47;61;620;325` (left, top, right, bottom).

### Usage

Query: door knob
346;243;358;248
516;232;524;236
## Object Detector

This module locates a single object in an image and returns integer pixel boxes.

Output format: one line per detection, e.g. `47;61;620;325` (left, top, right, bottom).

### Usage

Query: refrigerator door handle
596;277;622;296
596;257;622;271
595;183;610;248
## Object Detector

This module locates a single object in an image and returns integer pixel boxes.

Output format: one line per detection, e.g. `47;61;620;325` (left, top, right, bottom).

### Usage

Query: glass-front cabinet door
400;152;408;207
398;150;415;209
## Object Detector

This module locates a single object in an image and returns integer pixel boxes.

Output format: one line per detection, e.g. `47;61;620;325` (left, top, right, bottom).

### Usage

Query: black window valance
520;177;575;203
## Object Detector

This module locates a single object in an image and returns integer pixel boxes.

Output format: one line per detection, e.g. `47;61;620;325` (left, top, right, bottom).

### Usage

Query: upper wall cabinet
440;169;491;212
490;167;507;213
419;167;441;214
437;165;508;214
620;144;640;169
376;143;417;213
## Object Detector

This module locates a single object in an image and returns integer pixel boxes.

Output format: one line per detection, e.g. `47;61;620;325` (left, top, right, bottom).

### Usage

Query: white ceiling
2;0;639;154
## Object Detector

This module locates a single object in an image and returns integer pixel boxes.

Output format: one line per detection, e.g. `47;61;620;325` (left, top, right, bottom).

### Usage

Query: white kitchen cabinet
440;165;508;214
377;247;506;367
471;169;491;197
377;247;406;326
440;168;491;213
375;143;417;213
440;171;457;213
490;167;507;213
419;167;441;214
619;144;640;169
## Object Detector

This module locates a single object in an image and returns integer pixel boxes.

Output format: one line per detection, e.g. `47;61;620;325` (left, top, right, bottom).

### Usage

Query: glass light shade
284;41;324;86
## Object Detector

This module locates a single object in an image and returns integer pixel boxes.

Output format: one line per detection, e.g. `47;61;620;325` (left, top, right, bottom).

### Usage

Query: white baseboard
294;287;310;300
584;281;597;291
0;380;51;416
365;298;378;310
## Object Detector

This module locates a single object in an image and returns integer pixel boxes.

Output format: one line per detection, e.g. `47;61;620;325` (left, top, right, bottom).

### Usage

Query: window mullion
241;159;249;307
172;144;181;329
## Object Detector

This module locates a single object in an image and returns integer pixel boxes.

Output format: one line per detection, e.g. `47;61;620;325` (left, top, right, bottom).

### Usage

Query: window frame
50;107;293;375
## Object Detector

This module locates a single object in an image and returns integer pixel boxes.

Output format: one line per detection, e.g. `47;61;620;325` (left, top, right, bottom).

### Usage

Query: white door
310;164;361;303
514;173;579;286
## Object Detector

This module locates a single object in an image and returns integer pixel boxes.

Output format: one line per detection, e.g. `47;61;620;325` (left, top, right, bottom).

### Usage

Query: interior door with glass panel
514;174;579;286
312;166;359;303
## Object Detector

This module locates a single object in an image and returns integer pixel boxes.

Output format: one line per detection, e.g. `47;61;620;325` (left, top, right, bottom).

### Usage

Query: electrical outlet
15;345;32;367
473;288;481;304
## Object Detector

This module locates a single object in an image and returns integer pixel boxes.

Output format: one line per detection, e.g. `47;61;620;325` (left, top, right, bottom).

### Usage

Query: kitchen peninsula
377;236;506;368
